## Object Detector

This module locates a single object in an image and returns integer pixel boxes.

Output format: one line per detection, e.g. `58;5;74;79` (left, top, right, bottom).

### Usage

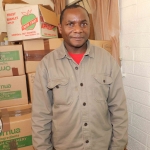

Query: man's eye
81;23;88;27
67;23;74;27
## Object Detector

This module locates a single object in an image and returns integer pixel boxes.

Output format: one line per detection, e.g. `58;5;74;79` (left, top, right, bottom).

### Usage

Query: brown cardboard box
23;39;46;73
0;75;28;108
0;103;34;150
90;40;112;54
0;45;25;78
102;41;112;54
90;40;103;48
23;38;63;73
27;73;35;102
5;3;58;41
48;38;63;49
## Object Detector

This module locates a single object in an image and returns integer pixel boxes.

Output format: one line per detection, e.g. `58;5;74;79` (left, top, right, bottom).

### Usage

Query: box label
0;135;32;150
0;91;22;101
0;51;20;62
21;10;38;31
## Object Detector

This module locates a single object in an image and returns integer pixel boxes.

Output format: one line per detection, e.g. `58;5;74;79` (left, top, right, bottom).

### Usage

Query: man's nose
73;24;83;33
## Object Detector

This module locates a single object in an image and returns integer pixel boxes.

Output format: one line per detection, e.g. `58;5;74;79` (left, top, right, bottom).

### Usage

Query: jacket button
80;83;83;86
56;85;59;88
75;67;78;70
103;80;105;83
85;140;89;143
83;102;86;106
84;123;88;126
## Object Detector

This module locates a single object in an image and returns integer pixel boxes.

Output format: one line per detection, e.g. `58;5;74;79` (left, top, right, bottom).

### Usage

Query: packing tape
24;50;53;61
9;140;18;150
0;108;32;118
1;108;10;132
12;67;19;76
0;108;31;132
44;40;50;50
9;108;32;117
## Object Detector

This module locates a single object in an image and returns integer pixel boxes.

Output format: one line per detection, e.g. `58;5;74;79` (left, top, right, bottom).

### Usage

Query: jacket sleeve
108;58;128;150
32;60;53;150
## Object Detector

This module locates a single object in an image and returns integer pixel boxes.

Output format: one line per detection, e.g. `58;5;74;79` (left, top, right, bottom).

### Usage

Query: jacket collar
56;40;95;59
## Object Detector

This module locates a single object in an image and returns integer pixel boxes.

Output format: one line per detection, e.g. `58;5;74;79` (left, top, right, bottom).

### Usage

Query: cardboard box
23;39;50;73
0;103;34;150
5;4;58;41
27;73;35;102
48;38;63;50
0;75;28;108
0;45;25;78
102;41;112;54
90;40;112;54
90;40;103;48
23;38;63;73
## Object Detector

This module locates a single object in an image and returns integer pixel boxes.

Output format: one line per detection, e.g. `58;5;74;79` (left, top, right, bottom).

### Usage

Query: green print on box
0;91;22;101
0;135;32;150
0;51;20;62
21;14;36;30
21;10;38;30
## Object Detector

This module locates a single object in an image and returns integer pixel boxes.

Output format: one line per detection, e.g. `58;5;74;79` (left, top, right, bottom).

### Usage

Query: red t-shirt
68;52;84;65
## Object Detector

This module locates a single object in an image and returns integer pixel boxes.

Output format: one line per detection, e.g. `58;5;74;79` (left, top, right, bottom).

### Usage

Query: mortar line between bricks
126;98;150;108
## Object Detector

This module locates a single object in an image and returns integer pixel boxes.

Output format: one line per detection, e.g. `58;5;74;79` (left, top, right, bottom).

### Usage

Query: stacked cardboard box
0;45;28;108
0;44;30;149
0;2;60;149
24;38;63;102
5;3;59;41
0;103;33;150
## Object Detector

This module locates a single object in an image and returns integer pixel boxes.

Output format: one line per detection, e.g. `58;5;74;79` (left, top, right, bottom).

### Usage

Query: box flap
42;5;53;11
39;5;58;27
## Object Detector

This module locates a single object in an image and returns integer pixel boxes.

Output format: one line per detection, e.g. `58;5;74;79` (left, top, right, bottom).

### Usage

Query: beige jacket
32;41;128;150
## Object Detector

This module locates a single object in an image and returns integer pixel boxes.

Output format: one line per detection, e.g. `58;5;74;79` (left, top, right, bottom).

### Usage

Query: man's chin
71;41;87;48
73;44;83;48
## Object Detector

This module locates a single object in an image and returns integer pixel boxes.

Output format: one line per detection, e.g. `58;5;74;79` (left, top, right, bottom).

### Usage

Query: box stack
0;104;32;150
0;0;59;149
0;0;112;149
0;44;31;149
0;45;28;107
24;38;63;102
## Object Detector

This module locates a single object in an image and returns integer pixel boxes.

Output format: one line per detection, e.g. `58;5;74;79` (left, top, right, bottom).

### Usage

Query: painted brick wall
120;0;150;150
0;0;54;33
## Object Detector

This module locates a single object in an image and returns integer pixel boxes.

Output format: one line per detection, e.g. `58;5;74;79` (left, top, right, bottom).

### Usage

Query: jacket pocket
93;74;113;102
47;78;72;105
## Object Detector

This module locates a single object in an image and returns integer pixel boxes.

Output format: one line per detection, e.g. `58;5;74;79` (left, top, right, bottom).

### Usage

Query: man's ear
58;24;62;34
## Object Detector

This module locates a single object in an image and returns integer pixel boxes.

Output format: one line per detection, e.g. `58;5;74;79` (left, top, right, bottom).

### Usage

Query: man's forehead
64;7;88;17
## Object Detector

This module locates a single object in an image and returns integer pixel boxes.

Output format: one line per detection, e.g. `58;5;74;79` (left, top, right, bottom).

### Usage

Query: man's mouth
71;37;83;41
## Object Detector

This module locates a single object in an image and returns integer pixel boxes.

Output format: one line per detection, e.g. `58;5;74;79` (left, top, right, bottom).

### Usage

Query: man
32;5;128;150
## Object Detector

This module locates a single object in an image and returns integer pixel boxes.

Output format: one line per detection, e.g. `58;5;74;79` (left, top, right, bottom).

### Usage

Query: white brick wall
120;0;150;149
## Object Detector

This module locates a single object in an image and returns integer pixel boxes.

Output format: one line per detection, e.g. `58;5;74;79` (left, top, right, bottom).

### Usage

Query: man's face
58;7;90;48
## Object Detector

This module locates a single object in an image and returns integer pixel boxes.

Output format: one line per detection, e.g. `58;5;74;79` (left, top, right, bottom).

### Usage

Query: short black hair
60;5;89;24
